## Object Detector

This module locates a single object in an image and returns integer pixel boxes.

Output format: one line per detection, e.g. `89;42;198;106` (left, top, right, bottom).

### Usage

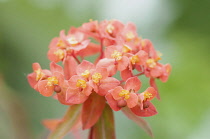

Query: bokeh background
0;0;210;139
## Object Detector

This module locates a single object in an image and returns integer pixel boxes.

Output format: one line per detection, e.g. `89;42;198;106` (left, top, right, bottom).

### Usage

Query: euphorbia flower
37;62;65;97
27;63;51;91
103;45;129;71
89;66;120;96
145;61;171;83
27;19;171;139
131;87;158;117
99;20;124;40
105;77;141;111
60;28;90;51
159;64;172;82
80;19;100;40
140;39;160;60
66;75;93;104
119;22;138;42
65;60;95;104
47;37;67;63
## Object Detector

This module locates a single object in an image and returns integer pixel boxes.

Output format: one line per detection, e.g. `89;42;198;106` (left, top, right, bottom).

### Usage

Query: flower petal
38;80;54;97
76;60;95;75
105;93;121;111
125;76;141;92
66;88;88;104
117;56;129;71
126;93;138;108
110;86;123;100
50;62;63;73
98;77;120;96
64;56;78;80
131;102;158;117
120;68;133;81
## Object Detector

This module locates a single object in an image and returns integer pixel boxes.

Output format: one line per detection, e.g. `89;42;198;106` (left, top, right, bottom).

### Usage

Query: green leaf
122;107;153;137
88;104;116;139
48;104;82;139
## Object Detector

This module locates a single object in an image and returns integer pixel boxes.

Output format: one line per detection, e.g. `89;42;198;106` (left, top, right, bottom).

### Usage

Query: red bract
27;19;171;139
37;62;65;97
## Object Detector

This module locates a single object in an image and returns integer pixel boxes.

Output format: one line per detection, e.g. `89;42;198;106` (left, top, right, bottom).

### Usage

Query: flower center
81;70;90;78
67;36;79;46
35;68;44;81
130;55;140;65
47;76;58;86
122;44;132;53
92;72;102;84
111;50;122;61
146;59;156;68
54;49;64;60
106;24;114;34
126;32;135;41
76;79;87;89
119;89;130;99
56;39;66;47
155;51;162;61
143;92;152;100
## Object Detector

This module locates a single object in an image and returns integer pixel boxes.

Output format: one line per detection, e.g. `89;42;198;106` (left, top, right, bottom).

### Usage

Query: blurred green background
0;0;210;139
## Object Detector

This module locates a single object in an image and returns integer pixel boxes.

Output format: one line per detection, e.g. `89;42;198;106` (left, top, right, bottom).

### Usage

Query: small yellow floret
122;44;132;53
81;70;90;78
54;49;64;60
76;79;87;89
106;24;114;34
67;36;79;46
155;51;162;61
92;72;102;84
57;39;65;47
146;59;156;68
126;32;135;41
47;76;58;86
119;89;130;100
130;55;140;65
144;92;152;100
35;68;44;81
111;50;122;61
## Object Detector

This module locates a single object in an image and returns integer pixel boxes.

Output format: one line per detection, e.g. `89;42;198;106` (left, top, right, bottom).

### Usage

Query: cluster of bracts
28;19;171;118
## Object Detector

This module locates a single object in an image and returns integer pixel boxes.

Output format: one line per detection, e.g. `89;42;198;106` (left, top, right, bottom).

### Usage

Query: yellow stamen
119;89;130;99
130;55;140;65
111;50;122;61
76;79;87;89
122;44;132;53
144;92;153;100
146;59;156;68
35;68;44;81
106;24;114;34
81;70;90;78
56;39;65;47
54;49;64;60
67;36;79;46
47;76;58;86
92;72;102;84
155;51;162;61
126;32;135;41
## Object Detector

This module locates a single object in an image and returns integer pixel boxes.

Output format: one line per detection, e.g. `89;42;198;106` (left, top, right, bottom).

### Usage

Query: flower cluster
27;19;171;138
